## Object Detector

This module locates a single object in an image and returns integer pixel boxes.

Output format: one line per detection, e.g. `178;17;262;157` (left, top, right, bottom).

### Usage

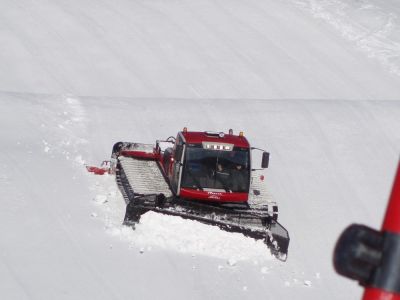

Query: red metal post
362;162;400;300
382;163;400;235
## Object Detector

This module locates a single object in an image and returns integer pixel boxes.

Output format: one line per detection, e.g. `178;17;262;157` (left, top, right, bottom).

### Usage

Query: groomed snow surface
1;1;400;300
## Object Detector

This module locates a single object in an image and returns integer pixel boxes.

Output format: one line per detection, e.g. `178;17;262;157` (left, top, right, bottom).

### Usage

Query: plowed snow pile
1;0;400;299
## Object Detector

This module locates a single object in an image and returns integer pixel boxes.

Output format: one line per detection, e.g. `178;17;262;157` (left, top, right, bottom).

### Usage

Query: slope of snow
295;0;400;76
1;0;400;99
1;93;399;300
1;0;400;299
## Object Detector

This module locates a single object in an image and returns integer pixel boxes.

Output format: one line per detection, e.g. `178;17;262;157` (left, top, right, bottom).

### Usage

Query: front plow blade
124;194;290;260
267;221;290;261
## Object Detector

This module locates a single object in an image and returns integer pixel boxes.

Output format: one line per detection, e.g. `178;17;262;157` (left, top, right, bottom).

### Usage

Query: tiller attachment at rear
86;161;112;175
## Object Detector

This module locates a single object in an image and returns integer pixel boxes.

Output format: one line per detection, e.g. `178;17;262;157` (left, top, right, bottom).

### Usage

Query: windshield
181;144;250;193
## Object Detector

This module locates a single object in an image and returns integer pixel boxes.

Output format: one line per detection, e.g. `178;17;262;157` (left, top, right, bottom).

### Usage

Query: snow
0;0;400;300
1;0;400;99
295;0;400;76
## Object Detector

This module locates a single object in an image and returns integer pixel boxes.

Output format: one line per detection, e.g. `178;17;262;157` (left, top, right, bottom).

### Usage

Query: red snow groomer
91;128;290;260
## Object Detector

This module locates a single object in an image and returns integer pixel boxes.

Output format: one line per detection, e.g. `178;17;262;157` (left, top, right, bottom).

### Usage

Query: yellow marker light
239;131;244;137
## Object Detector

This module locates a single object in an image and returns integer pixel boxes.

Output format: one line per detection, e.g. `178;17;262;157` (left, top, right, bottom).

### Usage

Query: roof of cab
180;131;250;148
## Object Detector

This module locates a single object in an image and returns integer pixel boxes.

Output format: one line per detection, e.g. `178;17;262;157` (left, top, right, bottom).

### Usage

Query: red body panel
180;188;248;202
182;131;249;148
120;150;159;160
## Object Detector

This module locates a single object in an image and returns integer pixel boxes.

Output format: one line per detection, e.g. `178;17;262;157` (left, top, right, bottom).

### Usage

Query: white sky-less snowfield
1;1;400;300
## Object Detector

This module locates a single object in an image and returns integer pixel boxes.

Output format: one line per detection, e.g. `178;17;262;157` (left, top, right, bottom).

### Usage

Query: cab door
170;135;185;195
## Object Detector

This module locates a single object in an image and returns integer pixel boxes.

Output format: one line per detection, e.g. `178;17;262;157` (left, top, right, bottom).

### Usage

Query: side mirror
261;152;270;168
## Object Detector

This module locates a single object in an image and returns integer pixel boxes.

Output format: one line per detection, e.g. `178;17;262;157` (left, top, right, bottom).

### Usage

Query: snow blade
267;220;290;261
123;193;290;260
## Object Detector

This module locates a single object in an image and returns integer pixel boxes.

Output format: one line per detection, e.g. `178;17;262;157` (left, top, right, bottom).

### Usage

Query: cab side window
175;136;183;162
